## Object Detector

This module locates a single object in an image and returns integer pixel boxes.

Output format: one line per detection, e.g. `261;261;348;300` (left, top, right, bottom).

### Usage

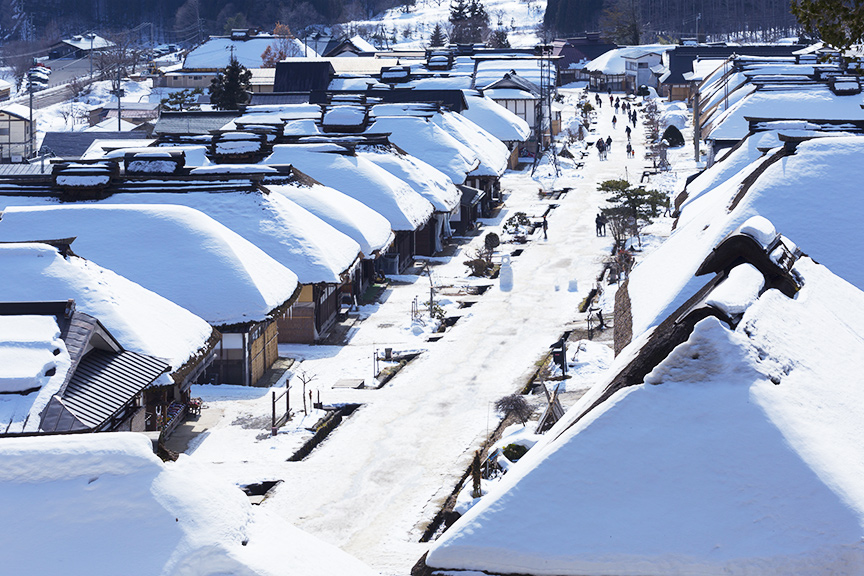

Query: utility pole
117;66;122;131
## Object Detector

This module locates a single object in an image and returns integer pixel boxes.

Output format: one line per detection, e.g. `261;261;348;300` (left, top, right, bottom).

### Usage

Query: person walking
606;135;613;152
595;213;603;236
626;142;633;158
542;215;548;240
612;115;617;129
625;125;632;141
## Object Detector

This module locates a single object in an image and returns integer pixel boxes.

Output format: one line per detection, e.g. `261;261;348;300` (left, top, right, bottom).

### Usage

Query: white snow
0;315;64;394
358;148;461;212
183;35;309;69
0;432;378;576
461;91;531;142
268;180;395;257
0;243;213;372
91;191;361;285
0;205;299;326
263;143;434;231
368;114;480;184
704;263;765;317
428;253;864;573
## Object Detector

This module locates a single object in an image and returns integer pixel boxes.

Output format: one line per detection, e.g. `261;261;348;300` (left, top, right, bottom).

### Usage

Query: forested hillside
0;0;407;43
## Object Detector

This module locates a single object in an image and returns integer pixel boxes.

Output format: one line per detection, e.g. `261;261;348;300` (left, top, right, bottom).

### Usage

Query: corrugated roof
61;349;168;429
153;111;240;135
40;132;146;159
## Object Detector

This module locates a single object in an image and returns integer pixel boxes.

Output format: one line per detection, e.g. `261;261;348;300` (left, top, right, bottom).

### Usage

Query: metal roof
40;131;147;159
153;111;240;135
60;348;169;429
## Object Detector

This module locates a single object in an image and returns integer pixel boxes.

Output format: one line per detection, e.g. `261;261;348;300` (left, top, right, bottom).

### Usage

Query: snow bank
0;433;378;576
0;205;299;326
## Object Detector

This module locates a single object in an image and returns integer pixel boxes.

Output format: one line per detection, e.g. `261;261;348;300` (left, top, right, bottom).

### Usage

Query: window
0;128;9;136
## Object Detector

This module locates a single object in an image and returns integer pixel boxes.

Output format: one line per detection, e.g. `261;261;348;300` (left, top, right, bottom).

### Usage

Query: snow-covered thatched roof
367;114;479;184
89;191;361;285
627;135;864;340
0;205;299;326
268;180;394;258
0;433;379;576
426;220;864;574
433;110;509;177
358;148;461;213
461;91;531;142
263;143;433;231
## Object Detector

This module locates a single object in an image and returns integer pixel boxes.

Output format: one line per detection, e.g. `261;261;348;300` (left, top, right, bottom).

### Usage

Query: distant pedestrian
663;196;672;216
605;135;612;152
625;125;632;141
595;213;603;236
626;142;633;157
614;102;620;114
600;214;608;235
542;215;548;239
612;115;617;128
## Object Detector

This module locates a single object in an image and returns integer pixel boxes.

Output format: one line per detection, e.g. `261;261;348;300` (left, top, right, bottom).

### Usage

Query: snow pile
0;205;299;326
0;315;65;394
660;101;689;129
323;105;366;127
427;246;864;574
264;143;433;231
0;433;378;576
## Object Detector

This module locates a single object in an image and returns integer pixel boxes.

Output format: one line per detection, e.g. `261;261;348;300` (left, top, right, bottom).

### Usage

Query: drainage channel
287;403;361;462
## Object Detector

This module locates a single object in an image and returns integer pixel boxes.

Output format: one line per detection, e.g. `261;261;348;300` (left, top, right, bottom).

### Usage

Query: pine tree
489;27;510;48
430;22;447;46
209;56;252;111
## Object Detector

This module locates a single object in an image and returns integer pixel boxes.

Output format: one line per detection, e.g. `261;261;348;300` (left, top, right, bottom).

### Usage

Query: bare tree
495;394;534;425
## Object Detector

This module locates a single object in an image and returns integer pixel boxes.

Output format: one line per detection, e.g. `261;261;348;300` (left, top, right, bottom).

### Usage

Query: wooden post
471;451;482;498
271;391;277;436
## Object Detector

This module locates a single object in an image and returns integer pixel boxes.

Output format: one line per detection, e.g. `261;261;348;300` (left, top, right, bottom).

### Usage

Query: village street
184;89;676;575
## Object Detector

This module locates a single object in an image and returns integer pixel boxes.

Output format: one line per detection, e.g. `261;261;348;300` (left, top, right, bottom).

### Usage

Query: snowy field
339;0;547;48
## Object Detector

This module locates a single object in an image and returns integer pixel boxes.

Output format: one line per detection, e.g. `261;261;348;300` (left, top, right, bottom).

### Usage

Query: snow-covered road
261;94;656;573
186;88;681;575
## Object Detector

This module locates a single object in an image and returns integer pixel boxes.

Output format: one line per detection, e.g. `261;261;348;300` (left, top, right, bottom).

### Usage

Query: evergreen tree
160;87;202;112
792;0;864;64
209;56;252;111
429;22;447;46
489;27;510;48
449;0;488;43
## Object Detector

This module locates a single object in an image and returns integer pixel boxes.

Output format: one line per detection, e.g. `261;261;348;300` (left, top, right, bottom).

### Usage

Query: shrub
502;443;529;461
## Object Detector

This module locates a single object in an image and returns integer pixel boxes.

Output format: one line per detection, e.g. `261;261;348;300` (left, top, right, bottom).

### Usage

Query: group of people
595;213;608;236
595;136;613;160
